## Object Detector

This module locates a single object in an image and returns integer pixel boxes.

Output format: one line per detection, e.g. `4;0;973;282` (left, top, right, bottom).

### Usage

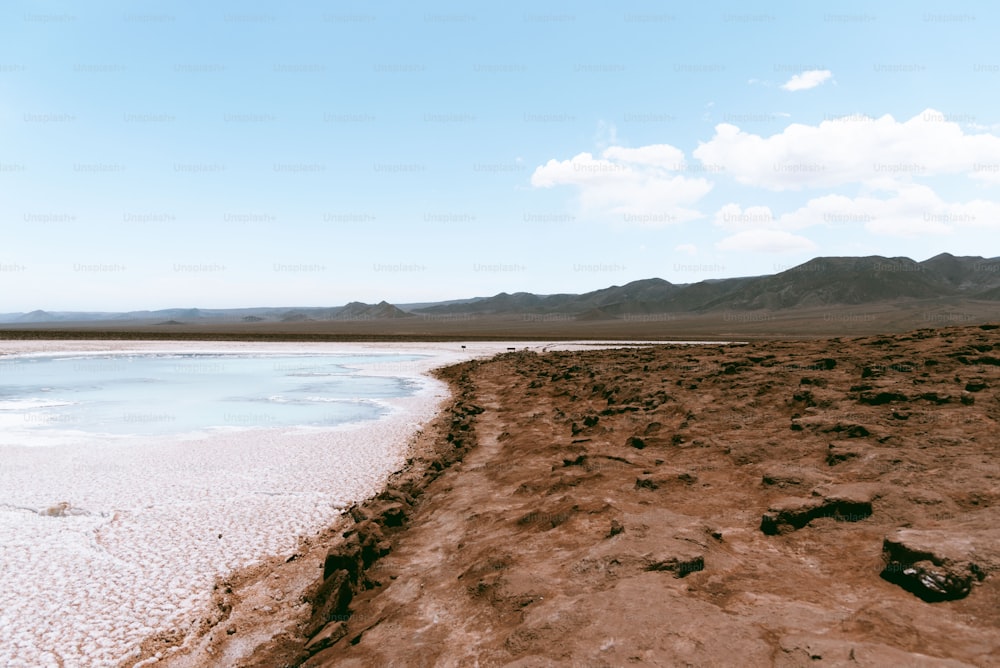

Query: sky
1;0;999;311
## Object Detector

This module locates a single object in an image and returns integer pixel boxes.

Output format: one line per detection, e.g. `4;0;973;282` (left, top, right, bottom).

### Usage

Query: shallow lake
0;352;426;441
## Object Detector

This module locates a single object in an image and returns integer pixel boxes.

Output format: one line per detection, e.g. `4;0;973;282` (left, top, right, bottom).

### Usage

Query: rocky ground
159;324;1000;667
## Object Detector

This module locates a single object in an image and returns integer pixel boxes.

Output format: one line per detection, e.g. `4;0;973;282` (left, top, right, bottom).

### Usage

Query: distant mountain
397;297;485;311
415;291;563;315
918;253;1000;294
15;310;61;323
409;253;1000;317
413;279;685;317
157;308;204;320
0;302;414;324
570;278;683;315
724;253;1000;308
2;254;998;325
336;301;413;320
697;256;944;311
279;307;343;322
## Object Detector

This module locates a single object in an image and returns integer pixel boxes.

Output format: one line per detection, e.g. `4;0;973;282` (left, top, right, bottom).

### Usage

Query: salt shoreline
1;340;656;667
0;341;471;667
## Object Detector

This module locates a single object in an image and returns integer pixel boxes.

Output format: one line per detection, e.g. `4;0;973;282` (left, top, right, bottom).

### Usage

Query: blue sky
2;0;998;310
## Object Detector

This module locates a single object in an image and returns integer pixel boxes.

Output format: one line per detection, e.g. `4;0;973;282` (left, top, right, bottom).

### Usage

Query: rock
858;390;908;405
626;436;646;450
376;502;407;527
964;378;988;392
304;621;347;653
814;483;879;520
635;475;662;490
643;542;705;577
645;554;704;577
826;441;861;465
881;529;985;601
761;485;876;535
760;497;826;534
790;416;872;438
324;521;391;588
791;390;816;407
920;392;953;405
306;569;353;638
376;489;414;506
970;355;1000;366
635;470;697;490
324;536;362;582
353;520;392;566
813;358;837;370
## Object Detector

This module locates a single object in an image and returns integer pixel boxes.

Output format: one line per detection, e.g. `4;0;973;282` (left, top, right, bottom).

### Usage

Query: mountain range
2;253;998;325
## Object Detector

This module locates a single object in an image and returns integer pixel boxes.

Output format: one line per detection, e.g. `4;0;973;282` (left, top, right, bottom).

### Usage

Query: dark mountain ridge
3;254;998;324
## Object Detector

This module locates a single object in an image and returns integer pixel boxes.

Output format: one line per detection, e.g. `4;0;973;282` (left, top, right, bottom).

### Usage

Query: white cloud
777;187;949;237
780;69;832;91
534;110;1000;246
716;229;818;253
741;184;1000;238
531;147;713;223
713;184;1000;244
692;109;1000;191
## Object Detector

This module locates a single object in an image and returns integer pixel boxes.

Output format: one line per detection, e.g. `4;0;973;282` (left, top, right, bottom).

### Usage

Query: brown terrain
148;323;1000;667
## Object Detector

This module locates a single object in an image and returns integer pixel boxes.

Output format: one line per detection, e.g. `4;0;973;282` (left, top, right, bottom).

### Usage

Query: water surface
0;352;426;442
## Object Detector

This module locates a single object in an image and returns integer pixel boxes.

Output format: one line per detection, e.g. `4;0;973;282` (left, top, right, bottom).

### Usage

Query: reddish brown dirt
161;324;1000;667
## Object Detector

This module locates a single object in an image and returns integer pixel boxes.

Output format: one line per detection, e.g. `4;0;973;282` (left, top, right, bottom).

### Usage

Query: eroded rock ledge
300;364;486;658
